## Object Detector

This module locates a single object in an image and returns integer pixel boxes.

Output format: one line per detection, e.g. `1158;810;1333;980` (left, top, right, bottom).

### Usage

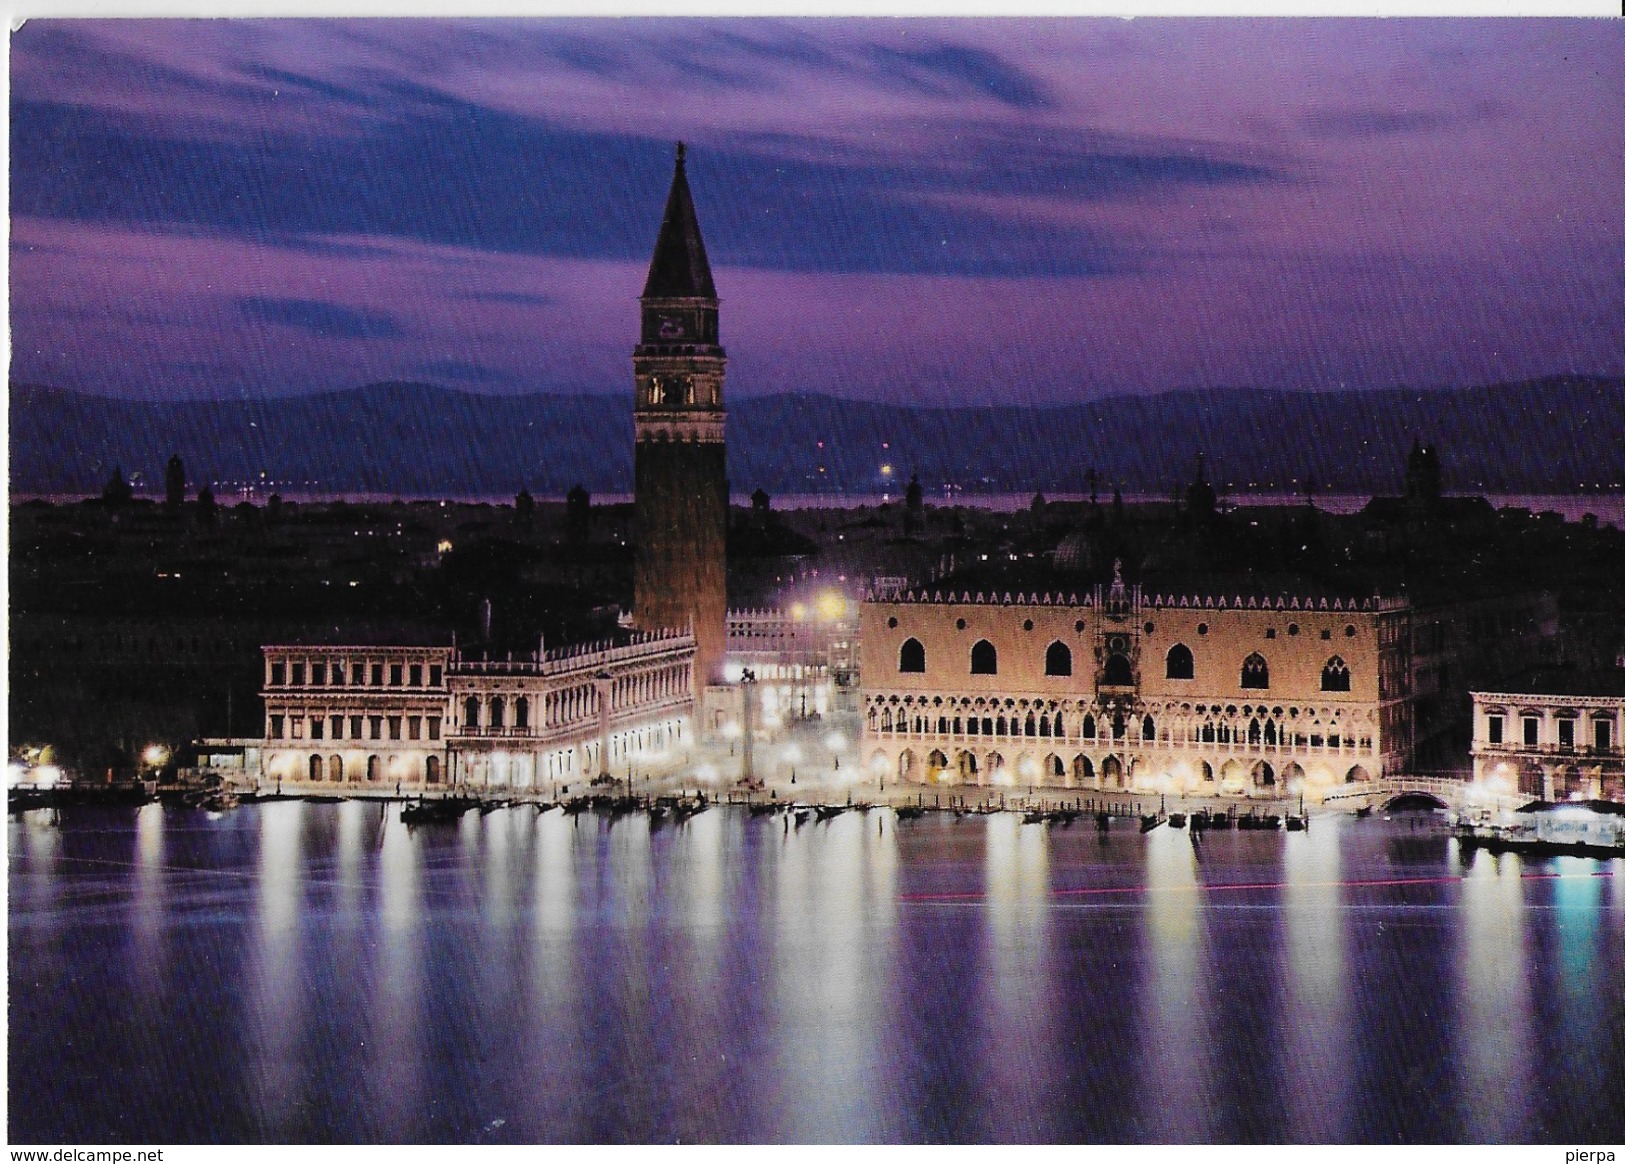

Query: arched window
899;638;926;673
489;696;505;730
1321;656;1351;692
1082;714;1097;740
1141;715;1156;741
308;754;322;781
425;755;441;784
329;754;343;782
970;639;998;675
463;696;480;730
515;696;530;729
367;755;381;782
1166;643;1194;680
1103;654;1133;686
1045;641;1072;677
1241;653;1270;689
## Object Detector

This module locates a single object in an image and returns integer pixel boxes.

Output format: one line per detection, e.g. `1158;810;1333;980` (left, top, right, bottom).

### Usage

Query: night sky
10;18;1624;405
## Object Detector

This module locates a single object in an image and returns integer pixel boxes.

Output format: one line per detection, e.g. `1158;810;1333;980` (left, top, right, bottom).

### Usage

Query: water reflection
1279;819;1351;1141
980;815;1059;1136
1549;857;1609;1115
1456;850;1533;1141
248;801;307;1137
772;811;895;1140
8;807;1624;1145
130;804;167;1007
372;806;425;1133
1138;824;1214;1141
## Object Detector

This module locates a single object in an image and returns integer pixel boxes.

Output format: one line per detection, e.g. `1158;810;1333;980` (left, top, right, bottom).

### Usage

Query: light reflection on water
1280;818;1350;1142
8;805;1624;1144
1458;850;1532;1141
1140;823;1215;1142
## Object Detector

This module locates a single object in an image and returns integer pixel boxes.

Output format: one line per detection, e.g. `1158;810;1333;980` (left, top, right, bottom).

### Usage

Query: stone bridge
1319;775;1516;813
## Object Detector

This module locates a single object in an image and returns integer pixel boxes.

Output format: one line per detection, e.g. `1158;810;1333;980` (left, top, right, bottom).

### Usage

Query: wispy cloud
238;296;402;340
9;18;1623;403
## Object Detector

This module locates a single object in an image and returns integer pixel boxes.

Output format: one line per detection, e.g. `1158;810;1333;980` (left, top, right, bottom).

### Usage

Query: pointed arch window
1103;654;1133;686
899;638;926;673
1321;656;1351;692
1166;643;1194;680
1044;641;1072;677
1141;715;1156;741
970;639;998;675
1241;653;1270;689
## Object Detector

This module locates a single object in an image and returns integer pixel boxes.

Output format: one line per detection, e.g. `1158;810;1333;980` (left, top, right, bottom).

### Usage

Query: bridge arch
1382;790;1449;811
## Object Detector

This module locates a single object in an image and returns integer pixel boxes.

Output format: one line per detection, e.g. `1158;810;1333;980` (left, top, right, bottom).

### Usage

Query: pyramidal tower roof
641;142;717;300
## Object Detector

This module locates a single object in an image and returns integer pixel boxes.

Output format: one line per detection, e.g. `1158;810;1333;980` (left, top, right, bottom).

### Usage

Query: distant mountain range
9;376;1623;499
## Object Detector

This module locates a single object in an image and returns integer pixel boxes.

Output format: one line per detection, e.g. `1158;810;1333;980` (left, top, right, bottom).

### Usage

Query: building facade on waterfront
254;630;695;793
633;143;729;691
859;569;1413;797
1470;669;1625;801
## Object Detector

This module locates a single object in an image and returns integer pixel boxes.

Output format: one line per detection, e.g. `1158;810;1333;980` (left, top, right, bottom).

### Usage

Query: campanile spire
632;143;728;690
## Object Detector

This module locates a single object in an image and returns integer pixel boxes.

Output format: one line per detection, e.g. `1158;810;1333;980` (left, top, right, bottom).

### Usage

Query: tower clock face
657;315;686;340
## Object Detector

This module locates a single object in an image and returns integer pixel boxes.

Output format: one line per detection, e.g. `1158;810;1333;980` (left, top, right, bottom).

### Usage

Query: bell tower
633;142;728;689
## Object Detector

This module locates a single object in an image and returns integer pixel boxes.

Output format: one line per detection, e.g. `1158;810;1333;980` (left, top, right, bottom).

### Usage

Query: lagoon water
8;802;1624;1144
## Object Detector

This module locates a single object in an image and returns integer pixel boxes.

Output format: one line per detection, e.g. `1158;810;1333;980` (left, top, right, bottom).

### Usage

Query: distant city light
143;745;169;766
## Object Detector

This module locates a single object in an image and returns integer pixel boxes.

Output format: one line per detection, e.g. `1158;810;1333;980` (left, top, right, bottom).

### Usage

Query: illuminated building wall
257;630;695;792
1471;677;1625;801
858;574;1411;798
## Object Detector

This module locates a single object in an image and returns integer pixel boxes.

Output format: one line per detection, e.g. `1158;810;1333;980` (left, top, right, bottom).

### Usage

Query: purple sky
10;18;1624;405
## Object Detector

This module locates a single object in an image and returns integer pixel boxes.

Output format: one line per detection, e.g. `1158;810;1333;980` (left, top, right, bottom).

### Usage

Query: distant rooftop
1480;666;1625;699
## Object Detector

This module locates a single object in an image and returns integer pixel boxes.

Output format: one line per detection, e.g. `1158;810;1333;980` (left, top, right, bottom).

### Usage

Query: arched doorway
927;749;949;782
308;754;322;782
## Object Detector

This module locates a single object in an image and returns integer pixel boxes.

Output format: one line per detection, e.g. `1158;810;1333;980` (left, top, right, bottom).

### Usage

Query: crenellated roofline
863;588;1405;613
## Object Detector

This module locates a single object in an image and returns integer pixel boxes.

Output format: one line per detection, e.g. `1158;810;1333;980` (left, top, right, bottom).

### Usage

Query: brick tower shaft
632;143;728;690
